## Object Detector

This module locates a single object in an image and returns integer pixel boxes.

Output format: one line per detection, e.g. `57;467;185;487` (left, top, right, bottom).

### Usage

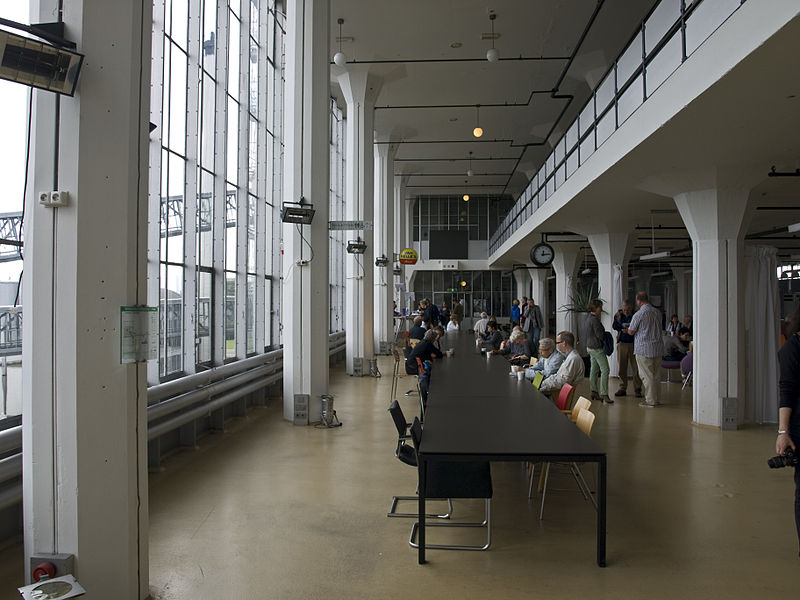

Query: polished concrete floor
1;356;798;598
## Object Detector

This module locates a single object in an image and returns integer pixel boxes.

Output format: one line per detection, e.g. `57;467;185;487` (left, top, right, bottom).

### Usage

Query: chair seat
424;461;493;500
661;359;681;370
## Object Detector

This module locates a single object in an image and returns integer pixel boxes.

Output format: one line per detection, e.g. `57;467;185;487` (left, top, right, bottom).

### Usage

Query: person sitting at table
408;316;426;342
473;312;490;338
525;337;564;380
481;321;503;352
663;326;691;361
539;331;585;393
493;329;530;365
406;328;443;404
446;314;460;333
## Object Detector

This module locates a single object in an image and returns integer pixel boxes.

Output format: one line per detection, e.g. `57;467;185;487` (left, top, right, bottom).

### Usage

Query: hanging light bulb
473;105;483;138
333;18;347;66
463;179;470;202
467;151;474;177
486;13;499;62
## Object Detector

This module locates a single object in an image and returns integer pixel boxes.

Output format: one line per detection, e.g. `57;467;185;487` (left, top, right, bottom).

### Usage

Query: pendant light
467;151;474;177
486;13;499;62
473;105;483;138
333;18;347;66
462;180;470;202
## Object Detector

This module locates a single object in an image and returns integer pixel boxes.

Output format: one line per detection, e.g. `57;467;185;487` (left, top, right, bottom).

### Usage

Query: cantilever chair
387;401;452;519
538;407;597;520
555;382;576;411
408;418;493;551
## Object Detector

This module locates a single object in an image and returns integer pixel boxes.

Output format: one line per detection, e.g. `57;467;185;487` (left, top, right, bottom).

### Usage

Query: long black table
417;331;607;566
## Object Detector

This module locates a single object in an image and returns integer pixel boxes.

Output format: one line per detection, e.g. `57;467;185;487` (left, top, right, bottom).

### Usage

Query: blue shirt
612;311;635;343
525;349;565;379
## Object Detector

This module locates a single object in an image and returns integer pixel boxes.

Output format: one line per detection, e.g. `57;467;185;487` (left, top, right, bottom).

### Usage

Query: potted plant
559;282;604;365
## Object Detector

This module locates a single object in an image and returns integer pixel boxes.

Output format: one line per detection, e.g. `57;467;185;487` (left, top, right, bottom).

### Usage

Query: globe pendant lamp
486;13;499;62
473;105;483;138
333;18;347;66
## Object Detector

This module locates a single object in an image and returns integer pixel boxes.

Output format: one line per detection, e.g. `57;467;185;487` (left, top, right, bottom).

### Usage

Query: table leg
418;457;427;563
597;455;607;567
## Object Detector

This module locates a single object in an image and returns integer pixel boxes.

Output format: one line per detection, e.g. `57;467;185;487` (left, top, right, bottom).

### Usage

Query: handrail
0;425;21;455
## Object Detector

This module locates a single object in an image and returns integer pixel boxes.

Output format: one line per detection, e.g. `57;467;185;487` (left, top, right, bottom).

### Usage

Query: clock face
530;242;555;266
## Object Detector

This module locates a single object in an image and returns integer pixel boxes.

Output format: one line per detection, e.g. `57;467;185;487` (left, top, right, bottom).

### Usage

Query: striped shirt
628;302;664;358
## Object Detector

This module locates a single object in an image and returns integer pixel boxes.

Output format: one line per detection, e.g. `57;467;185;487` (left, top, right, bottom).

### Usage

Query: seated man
663;326;691;361
473;312;490;338
407;316;426;342
493;329;531;365
539;331;585;393
525;337;564;380
446;314;460;333
481;321;503;352
406;328;443;403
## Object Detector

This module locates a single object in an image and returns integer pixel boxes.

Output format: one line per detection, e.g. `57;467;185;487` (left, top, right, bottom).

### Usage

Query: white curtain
744;246;779;423
609;264;624;377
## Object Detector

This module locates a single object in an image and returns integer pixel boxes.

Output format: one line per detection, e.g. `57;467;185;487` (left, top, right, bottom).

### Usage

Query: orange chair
555;383;576;412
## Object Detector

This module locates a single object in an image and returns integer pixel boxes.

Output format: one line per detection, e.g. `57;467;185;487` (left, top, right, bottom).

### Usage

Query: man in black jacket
406;329;443;404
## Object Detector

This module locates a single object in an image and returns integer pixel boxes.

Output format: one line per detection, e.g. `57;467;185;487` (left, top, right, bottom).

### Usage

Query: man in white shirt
473;312;489;338
626;291;665;407
539;331;585;393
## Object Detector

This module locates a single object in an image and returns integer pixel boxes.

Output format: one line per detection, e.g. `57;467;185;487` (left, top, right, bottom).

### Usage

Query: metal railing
489;0;748;256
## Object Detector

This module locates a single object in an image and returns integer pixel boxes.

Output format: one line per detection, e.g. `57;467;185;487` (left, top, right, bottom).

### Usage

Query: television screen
429;230;468;259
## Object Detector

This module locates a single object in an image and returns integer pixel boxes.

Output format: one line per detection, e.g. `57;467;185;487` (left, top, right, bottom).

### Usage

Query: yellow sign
399;248;418;265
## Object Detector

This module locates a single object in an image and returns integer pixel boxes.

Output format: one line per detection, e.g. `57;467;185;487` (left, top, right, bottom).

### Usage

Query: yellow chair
563;396;591;422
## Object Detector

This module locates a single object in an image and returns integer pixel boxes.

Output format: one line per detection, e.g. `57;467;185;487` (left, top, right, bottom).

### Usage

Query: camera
767;448;799;469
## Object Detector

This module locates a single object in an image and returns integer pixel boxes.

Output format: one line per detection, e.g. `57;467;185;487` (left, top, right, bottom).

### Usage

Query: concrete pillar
22;0;150;594
675;188;749;427
513;269;531;301
671;266;691;322
530;269;549;338
282;0;330;419
374;143;396;352
587;232;633;377
551;243;582;336
338;66;381;375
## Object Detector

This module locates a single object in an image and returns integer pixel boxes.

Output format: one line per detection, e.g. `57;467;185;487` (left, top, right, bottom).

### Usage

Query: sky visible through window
0;2;31;285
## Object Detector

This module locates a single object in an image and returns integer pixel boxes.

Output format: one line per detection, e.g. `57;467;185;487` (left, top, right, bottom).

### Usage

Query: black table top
423;331;604;461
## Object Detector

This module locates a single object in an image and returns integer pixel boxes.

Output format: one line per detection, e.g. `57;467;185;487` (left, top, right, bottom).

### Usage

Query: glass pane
685;0;740;57
247;194;256;272
565;120;578;153
169;0;189;50
226;189;237;271
165;264;184;374
168;42;187;154
595;70;615;114
596;110;615;148
246;274;256;353
646;30;682;96
580;129;595;164
198;169;214;267
228;12;240;100
264;279;272;347
197;270;212;363
225;272;236;359
617;34;642;88
227;96;239;183
644;0;681;56
249;37;259;115
200;75;215;169
166;152;185;262
248;117;257;193
202;0;217;73
618;73;643;125
579;98;594;137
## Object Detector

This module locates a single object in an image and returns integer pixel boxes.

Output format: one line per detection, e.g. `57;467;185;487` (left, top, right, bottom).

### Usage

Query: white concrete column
551;243;582;336
374;143;396;352
513;269;530;302
282;0;330;419
675;188;749;427
338;67;381;375
530;269;549;337
671;266;691;322
587;232;633;377
23;0;150;594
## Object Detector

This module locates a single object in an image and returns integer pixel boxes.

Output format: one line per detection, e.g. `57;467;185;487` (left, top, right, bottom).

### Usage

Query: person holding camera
777;305;800;556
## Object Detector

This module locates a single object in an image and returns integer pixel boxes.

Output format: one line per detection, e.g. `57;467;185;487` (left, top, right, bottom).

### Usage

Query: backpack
602;331;614;356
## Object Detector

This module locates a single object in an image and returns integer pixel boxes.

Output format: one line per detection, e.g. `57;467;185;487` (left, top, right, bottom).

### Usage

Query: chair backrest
570;396;591;420
388;400;408;438
416;357;425;373
555;383;575;411
531;372;544;390
575;407;595;437
680;352;692;373
410;416;423;452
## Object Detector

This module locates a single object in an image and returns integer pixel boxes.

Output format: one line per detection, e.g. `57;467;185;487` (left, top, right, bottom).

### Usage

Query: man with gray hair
525;337;564;380
474;311;490;338
539;331;585;393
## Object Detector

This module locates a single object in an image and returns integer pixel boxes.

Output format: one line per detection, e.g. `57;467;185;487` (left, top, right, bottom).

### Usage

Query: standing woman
586;299;612;404
511;299;521;327
777;304;800;557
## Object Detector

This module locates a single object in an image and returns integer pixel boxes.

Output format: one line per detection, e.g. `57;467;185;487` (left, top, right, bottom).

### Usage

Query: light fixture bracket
281;198;315;224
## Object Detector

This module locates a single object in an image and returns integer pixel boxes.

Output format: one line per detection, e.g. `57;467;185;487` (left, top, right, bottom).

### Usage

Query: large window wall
149;0;285;381
412;270;514;319
412;195;514;243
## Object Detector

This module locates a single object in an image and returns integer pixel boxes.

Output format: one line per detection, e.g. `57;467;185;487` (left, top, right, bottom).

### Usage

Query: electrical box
440;261;458;270
721;397;738;430
39;190;70;207
293;394;309;426
352;357;363;377
29;553;74;580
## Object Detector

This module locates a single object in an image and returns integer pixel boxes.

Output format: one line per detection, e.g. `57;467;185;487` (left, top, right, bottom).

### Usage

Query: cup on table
446;349;454;357
516;371;525;381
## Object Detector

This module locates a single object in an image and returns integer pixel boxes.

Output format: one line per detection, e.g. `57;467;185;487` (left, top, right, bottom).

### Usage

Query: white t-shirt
446;320;460;333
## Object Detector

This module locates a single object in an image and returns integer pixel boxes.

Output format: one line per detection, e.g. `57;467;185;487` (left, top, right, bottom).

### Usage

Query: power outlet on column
39;190;70;208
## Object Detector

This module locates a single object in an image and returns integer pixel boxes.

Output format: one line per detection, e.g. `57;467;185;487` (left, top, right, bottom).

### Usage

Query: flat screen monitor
429;230;468;259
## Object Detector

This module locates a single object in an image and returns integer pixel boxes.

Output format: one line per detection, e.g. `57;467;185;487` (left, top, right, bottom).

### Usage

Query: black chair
408;417;493;551
387;401;452;519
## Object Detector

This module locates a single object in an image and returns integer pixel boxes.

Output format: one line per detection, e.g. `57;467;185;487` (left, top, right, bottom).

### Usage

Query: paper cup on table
516;371;525;381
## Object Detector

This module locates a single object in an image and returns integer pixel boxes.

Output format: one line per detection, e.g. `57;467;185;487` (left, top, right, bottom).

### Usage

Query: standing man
612;301;643;398
626;291;664;407
522;298;543;355
451;299;464;325
520;296;529;329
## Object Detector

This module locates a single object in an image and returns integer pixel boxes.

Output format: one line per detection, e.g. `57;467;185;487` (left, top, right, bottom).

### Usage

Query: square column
282;0;331;420
23;0;150;594
551;243;582;336
337;67;381;374
530;269;549;338
374;143;396;353
513;269;530;303
675;188;749;427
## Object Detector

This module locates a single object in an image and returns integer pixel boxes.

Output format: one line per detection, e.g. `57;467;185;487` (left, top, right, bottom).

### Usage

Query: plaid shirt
628;302;664;358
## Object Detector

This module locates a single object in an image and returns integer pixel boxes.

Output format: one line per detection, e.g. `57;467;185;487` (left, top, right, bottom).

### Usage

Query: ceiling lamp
333;18;347;66
462;180;470;202
486;13;499;62
466;151;474;177
472;105;483;138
